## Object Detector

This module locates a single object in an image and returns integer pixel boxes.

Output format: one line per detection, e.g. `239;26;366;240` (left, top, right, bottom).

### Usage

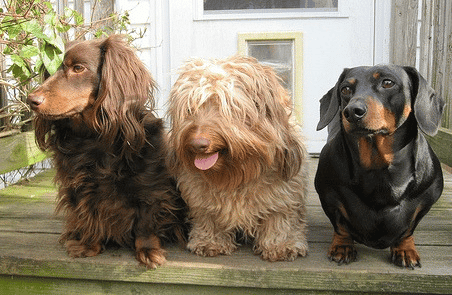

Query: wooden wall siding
430;0;452;129
392;0;452;166
0;44;6;129
390;0;419;67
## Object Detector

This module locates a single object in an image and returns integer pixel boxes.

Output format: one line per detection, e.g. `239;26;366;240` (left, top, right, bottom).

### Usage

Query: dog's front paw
135;235;167;268
328;231;357;264
64;240;103;258
390;236;421;269
187;239;236;257
135;247;167;269
256;242;308;262
328;244;357;264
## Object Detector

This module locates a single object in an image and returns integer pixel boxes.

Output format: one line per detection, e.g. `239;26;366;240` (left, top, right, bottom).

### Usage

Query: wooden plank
431;0;448;121
390;0;419;66
0;158;451;294
0;275;318;295
418;0;452;165
0;131;48;175
90;0;114;31
442;0;452;129
0;237;451;294
419;0;434;79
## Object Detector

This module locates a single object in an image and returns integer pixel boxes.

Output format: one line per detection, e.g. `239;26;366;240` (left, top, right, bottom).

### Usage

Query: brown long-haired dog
167;55;308;261
27;35;186;268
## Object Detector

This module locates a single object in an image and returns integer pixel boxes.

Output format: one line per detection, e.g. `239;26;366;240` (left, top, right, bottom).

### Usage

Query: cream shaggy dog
167;55;308;261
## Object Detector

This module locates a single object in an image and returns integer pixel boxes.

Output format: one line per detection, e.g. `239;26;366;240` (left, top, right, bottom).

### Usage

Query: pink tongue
194;152;219;170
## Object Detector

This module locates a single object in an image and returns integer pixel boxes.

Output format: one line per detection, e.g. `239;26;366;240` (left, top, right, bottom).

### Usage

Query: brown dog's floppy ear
316;69;348;131
93;35;157;160
403;66;445;136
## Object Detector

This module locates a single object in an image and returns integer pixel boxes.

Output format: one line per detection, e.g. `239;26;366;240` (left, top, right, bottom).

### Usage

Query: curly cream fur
167;55;308;261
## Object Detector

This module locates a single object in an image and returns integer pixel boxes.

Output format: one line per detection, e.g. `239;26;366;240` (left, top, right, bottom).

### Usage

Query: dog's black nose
190;137;210;153
343;102;367;123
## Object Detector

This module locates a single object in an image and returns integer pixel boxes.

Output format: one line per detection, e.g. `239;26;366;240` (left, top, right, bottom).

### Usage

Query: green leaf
56;22;71;33
21;19;48;40
3;46;13;55
20;45;40;59
45;35;64;54
43;1;53;10
10;64;25;79
44;12;56;26
34;58;43;73
5;24;22;39
41;43;63;75
10;54;27;68
9;56;31;82
73;11;84;26
95;29;106;38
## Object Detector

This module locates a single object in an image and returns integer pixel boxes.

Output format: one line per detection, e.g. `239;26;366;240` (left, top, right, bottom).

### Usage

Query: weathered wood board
0;159;451;294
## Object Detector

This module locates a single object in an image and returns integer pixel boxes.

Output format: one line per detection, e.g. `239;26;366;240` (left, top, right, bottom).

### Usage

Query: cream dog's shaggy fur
167;55;308;261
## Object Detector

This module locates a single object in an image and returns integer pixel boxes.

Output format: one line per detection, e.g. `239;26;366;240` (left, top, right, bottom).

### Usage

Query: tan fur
167;55;308;261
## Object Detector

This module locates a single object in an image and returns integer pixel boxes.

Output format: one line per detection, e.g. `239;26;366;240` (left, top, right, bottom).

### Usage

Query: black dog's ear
316;69;348;131
403;66;445;136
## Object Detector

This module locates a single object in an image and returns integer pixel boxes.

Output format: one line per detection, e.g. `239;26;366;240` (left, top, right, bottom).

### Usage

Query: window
204;0;338;11
247;40;294;97
194;0;342;20
238;32;303;124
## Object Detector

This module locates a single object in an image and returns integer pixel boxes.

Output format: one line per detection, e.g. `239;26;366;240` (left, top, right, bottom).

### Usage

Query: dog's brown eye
382;79;394;89
72;65;85;73
341;86;352;96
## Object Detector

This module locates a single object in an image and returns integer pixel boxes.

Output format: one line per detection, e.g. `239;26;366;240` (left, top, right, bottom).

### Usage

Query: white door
164;0;391;153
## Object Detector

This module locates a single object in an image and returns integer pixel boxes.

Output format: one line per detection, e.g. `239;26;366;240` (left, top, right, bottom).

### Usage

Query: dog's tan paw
328;244;357;264
390;248;421;269
256;242;308;262
65;240;103;258
187;240;236;257
390;236;421;269
135;247;167;269
328;230;357;265
135;235;167;268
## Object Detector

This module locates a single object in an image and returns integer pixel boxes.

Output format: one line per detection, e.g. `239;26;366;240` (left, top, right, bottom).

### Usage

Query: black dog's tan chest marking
357;134;394;169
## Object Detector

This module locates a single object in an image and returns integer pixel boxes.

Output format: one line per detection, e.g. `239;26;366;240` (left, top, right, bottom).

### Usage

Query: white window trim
193;0;348;21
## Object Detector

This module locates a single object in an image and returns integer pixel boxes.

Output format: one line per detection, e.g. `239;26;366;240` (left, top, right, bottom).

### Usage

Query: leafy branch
0;0;142;134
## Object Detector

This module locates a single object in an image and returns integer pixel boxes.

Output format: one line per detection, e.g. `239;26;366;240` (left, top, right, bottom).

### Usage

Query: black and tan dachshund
315;65;444;268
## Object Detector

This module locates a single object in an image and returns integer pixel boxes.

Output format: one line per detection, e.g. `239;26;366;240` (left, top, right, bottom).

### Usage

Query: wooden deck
0;157;451;294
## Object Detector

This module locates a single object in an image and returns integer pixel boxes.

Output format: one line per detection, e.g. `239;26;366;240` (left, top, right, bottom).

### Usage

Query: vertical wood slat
90;0;114;30
431;0;452;129
74;0;86;40
0;44;6;129
57;0;69;41
390;0;419;66
442;0;452;129
419;0;434;79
